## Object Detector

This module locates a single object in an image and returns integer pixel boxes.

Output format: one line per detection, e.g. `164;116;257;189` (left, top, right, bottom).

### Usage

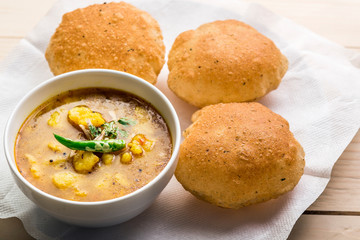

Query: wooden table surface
1;0;359;239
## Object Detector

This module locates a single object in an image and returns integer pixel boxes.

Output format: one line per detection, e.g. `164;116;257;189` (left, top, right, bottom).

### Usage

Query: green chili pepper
53;134;126;153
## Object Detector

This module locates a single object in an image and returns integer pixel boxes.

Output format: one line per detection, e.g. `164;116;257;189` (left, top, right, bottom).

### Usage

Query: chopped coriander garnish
118;118;136;126
87;117;134;140
118;129;128;138
89;122;101;138
102;121;119;139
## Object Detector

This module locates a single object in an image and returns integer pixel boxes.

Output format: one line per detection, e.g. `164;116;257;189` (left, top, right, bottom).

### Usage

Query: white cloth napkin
1;0;360;239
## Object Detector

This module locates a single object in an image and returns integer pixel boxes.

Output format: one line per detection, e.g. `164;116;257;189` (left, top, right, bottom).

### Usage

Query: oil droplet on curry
15;88;172;201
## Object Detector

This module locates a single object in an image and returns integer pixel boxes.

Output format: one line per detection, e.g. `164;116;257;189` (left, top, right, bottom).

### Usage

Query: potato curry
15;88;172;202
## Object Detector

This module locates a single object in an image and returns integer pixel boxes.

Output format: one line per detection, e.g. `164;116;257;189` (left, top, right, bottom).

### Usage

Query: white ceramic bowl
4;69;181;227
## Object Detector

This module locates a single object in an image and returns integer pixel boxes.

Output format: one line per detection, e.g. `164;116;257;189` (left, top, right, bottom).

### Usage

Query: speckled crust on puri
45;2;165;84
175;102;305;209
167;20;288;107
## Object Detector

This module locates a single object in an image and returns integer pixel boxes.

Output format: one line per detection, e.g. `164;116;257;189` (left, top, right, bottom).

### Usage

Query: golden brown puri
167;20;288;108
45;2;165;84
175;102;305;209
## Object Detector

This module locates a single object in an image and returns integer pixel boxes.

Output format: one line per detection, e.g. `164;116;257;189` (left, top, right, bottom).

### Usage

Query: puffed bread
175;102;305;208
45;2;165;84
168;20;288;107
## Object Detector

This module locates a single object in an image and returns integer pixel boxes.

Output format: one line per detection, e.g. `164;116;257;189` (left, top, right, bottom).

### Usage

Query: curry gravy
15;88;172;202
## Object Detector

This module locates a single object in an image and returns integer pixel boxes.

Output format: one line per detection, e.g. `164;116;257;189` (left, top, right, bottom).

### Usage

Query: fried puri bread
45;2;165;84
167;20;288;107
175;102;305;209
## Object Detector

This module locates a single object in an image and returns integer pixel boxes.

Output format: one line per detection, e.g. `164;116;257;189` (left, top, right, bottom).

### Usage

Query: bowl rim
3;69;181;206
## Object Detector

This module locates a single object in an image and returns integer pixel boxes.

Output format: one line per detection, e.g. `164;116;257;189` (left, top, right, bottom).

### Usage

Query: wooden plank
289;214;360;239
0;0;360;47
308;131;360;212
242;0;360;48
0;218;34;240
0;0;56;37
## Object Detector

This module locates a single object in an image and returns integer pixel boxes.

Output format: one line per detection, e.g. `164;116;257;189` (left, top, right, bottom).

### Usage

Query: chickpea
121;152;132;164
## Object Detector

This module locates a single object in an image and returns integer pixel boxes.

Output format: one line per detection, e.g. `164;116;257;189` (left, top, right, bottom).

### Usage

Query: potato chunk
102;153;114;165
74;186;88;197
142;139;155;152
128;141;143;155
52;172;78;189
68;106;105;127
48;142;61;152
114;173;130;187
30;165;41;179
128;134;155;156
96;173;111;189
48;111;60;127
73;151;99;174
25;154;41;178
